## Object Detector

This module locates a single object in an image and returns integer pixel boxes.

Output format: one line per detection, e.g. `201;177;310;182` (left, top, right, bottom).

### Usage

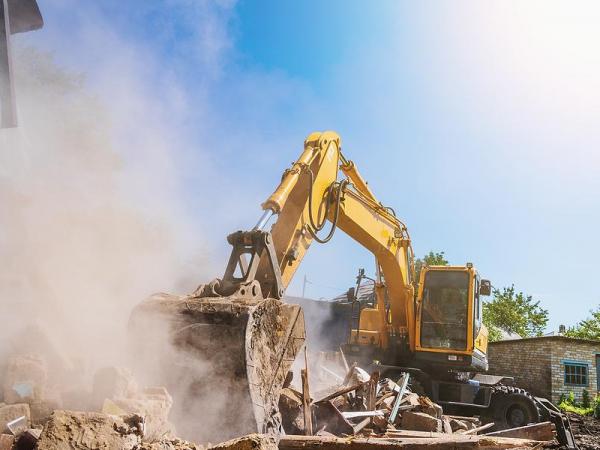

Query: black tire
501;393;541;428
488;386;541;430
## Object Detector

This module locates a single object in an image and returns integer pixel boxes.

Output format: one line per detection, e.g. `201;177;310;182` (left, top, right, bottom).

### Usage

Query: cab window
420;271;469;350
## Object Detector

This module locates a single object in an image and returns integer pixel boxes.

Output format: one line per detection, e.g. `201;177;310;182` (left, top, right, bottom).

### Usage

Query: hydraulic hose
304;167;349;244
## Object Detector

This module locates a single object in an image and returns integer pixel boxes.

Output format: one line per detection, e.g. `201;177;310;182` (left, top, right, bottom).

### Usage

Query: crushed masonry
0;350;583;449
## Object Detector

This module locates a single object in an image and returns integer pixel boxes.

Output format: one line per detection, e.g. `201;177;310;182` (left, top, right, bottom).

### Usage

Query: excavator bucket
130;293;305;441
0;0;43;127
129;230;305;441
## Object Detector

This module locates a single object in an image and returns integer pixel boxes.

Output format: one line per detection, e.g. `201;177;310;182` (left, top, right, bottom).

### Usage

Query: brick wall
488;337;599;404
550;339;598;404
488;338;552;399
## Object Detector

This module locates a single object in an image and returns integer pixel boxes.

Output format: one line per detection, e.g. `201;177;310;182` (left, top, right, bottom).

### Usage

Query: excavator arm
256;131;415;349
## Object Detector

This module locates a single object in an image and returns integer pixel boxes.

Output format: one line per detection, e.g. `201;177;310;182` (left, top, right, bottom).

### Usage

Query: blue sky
15;0;600;331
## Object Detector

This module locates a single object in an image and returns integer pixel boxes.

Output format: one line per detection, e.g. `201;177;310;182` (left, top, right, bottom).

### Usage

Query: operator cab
415;264;491;372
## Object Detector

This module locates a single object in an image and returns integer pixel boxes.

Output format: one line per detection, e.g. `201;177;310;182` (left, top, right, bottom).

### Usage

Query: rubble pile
0;348;564;450
276;359;557;449
0;352;199;450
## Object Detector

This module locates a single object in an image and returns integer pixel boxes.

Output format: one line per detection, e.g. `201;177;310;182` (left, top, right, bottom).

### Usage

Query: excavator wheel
487;386;541;430
128;292;305;442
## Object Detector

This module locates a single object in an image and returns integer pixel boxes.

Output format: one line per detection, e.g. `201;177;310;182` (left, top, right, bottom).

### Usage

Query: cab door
473;274;488;354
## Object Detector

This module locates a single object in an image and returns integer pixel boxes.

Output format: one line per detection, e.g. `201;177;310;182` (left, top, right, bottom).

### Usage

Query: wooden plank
279;434;543;449
384;430;452;439
375;391;394;407
445;415;481;423
341;410;386;419
339;346;349;373
484;421;554;441
302;349;312;436
313;400;354;436
459;422;495;435
315;382;366;404
301;368;313;436
352;417;371;434
342;362;357;386
367;371;380;411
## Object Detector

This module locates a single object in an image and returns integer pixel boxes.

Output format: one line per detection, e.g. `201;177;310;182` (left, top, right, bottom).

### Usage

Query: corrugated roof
330;279;376;304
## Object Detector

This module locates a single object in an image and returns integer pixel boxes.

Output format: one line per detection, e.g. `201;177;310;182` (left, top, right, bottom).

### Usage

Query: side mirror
346;287;356;302
479;279;492;296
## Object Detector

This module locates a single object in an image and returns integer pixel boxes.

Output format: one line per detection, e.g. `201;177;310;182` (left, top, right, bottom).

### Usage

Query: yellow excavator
131;131;576;447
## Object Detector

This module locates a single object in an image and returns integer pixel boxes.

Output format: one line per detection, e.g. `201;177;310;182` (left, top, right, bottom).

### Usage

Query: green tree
482;285;549;342
414;251;448;288
565;306;600;340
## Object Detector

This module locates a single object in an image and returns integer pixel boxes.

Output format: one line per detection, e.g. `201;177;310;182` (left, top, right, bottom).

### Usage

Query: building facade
488;336;600;404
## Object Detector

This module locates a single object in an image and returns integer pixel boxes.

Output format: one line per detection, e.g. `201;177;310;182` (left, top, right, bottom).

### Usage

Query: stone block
400;411;442;432
403;393;421;407
3;355;47;404
107;394;173;443
449;418;469;432
279;388;304;434
37;410;143;450
0;434;14;450
417;396;443;419
0;403;30;432
209;434;277;450
30;400;61;427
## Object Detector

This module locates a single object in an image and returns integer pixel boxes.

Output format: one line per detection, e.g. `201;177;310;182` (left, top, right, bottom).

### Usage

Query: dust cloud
0;45;220;440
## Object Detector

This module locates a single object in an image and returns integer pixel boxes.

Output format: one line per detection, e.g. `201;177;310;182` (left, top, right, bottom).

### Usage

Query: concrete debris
0;404;30;434
449;417;471;432
278;434;543;449
348;367;370;386
401;411;442;433
102;385;175;442
0;348;558;450
29;399;61;427
208;433;277;450
0;434;14;450
36;410;144;450
2;355;47;405
279;388;304;435
416;396;442;420
276;362;557;449
138;436;203;450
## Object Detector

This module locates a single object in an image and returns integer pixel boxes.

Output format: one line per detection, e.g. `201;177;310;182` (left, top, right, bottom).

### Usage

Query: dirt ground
567;413;600;450
546;413;600;449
